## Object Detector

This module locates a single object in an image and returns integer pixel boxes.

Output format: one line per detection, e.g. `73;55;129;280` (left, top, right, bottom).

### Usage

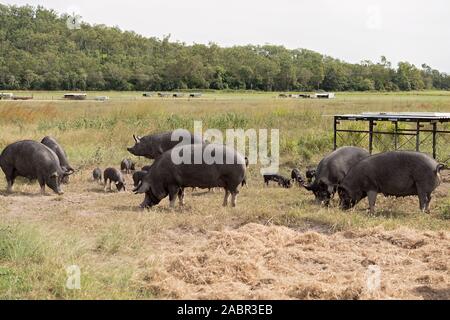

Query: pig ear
302;182;315;191
64;167;75;176
133;134;141;143
134;181;150;194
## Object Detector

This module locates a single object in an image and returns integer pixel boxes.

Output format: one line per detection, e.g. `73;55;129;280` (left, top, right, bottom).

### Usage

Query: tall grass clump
0;224;66;299
0;225;45;263
208;112;250;130
296;134;334;161
439;198;450;220
162;114;194;131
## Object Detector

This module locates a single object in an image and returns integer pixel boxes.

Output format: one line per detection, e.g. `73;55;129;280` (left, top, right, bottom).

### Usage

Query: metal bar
369;120;374;154
394;121;398;150
373;133;390;152
353;133;369;149
418;132;433;147
416;121;420;152
432;122;437;159
335;119;450;124
336;129;416;136
333;117;337;150
397;134;417;150
335;117;450;123
396;128;450;134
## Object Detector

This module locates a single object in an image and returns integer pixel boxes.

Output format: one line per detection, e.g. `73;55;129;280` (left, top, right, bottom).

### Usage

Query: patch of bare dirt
135;223;450;300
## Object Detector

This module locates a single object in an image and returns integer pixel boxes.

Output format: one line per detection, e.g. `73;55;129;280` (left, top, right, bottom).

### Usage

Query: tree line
1;4;449;92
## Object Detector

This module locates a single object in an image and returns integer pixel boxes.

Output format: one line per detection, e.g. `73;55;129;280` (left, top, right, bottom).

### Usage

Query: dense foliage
1;4;449;92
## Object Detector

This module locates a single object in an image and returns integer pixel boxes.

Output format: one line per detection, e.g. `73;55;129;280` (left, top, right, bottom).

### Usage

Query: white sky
3;0;450;72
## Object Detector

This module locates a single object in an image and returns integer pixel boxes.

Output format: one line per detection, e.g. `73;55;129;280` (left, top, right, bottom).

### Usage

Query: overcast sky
3;0;450;72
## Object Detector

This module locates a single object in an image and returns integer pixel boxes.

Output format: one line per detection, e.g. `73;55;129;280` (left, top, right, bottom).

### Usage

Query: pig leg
178;188;185;206
231;192;238;207
6;180;12;193
418;193;428;213
168;186;179;208
4;168;15;193
6;178;14;193
169;194;177;208
367;190;377;214
140;193;151;209
416;186;429;213
223;190;231;206
425;192;432;213
38;176;46;195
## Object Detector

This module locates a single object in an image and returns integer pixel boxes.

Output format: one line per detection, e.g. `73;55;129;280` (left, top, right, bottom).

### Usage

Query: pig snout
51;186;64;195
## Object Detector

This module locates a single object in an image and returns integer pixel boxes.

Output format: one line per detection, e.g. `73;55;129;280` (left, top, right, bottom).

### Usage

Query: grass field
0;91;449;299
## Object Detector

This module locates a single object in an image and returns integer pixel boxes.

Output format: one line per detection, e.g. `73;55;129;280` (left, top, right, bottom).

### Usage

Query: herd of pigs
0;130;446;213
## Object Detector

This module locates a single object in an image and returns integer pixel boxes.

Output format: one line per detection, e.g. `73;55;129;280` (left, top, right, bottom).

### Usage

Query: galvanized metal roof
335;112;450;122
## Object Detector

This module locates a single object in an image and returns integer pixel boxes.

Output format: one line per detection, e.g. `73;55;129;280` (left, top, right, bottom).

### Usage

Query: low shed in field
63;93;87;100
0;93;14;100
315;92;335;99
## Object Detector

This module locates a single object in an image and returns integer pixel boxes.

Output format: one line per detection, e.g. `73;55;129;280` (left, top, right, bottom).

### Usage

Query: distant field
3;89;450;101
0;91;449;299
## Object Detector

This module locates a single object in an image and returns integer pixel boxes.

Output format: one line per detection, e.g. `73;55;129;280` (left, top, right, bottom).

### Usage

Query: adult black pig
41;136;74;183
0;140;70;195
127;130;203;159
302;146;370;205
338;151;445;214
135;144;246;208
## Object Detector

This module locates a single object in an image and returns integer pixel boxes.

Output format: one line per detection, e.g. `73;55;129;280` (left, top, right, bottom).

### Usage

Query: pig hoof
139;202;150;209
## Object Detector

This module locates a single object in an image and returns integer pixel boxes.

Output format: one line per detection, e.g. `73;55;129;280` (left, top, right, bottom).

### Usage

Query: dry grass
136;223;449;300
0;92;449;299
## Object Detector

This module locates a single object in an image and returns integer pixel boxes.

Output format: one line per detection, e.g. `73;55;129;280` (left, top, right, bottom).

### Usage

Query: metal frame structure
333;112;450;163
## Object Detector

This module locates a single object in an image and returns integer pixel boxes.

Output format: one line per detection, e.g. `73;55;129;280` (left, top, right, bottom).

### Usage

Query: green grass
0;222;155;299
